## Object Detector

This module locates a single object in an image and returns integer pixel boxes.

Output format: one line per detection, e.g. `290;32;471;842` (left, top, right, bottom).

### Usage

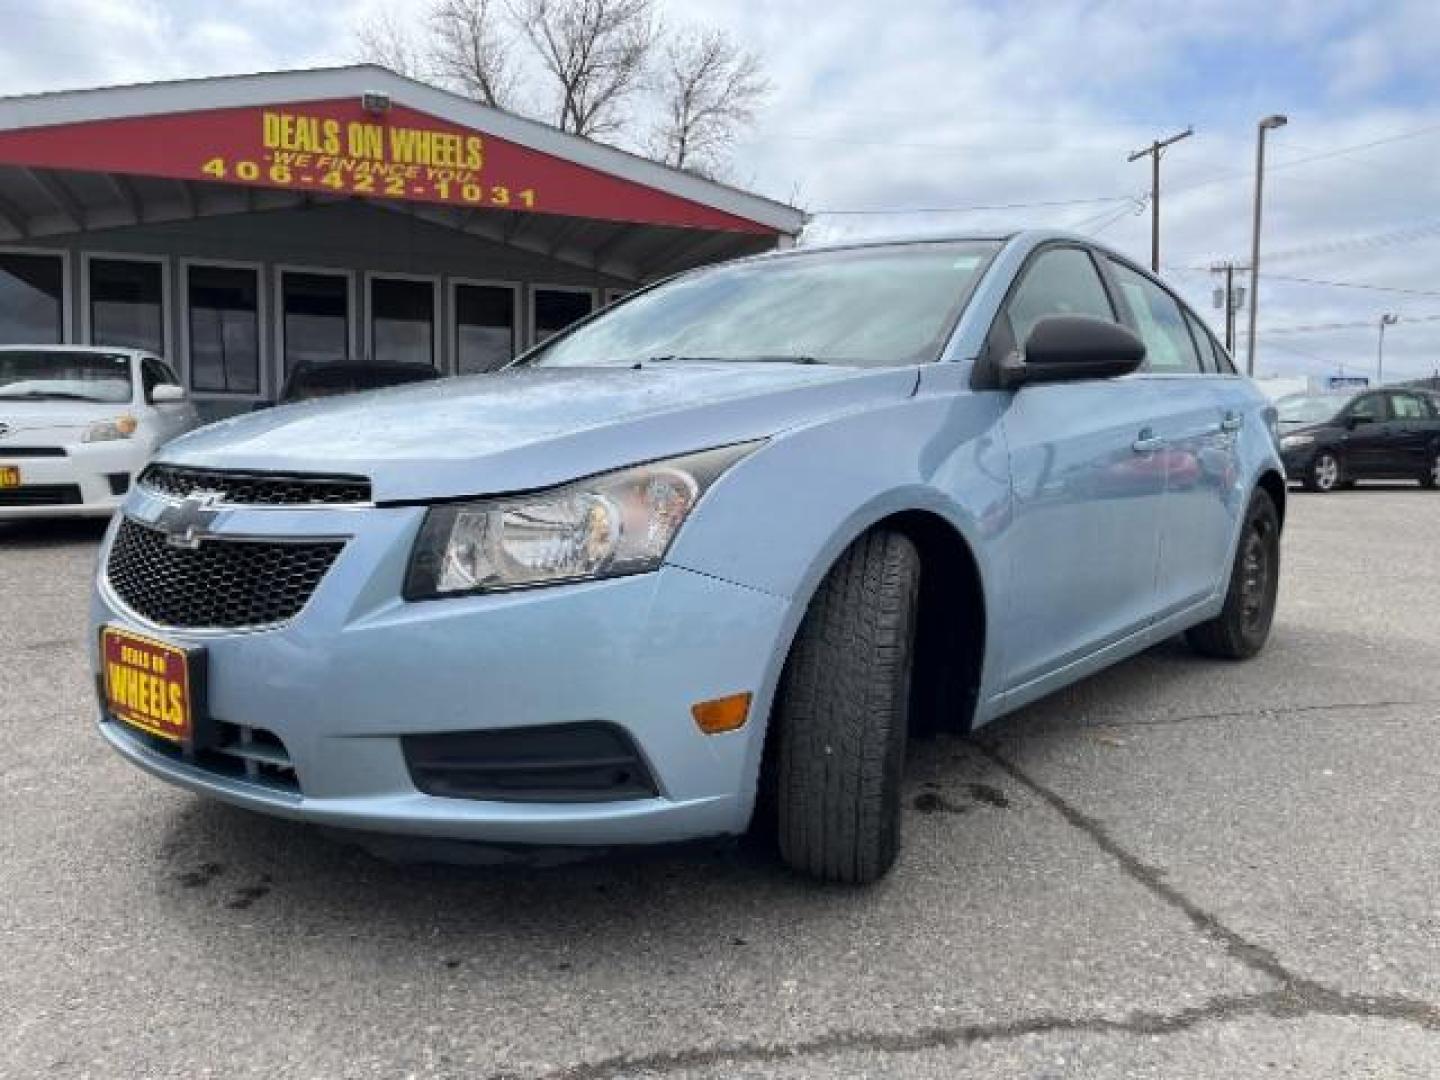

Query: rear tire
1421;448;1440;489
1302;450;1341;493
774;530;920;884
1186;488;1280;660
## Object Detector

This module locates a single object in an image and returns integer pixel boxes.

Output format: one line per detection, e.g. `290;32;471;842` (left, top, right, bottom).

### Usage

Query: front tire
774;530;920;884
1303;450;1341;493
1186;488;1281;660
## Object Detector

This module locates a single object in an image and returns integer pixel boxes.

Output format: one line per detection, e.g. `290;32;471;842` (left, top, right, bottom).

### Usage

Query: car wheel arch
1256;469;1287;530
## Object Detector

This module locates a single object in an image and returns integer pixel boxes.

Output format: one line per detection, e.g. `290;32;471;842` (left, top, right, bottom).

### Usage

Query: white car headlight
1280;434;1314;449
83;416;138;443
404;443;760;598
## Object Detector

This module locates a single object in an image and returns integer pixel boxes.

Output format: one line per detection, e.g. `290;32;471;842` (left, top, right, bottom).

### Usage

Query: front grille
0;483;81;506
106;518;345;629
139;463;371;506
0;446;66;458
403;722;660;803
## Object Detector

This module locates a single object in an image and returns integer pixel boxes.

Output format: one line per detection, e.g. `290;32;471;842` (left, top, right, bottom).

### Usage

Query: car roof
0;343;151;358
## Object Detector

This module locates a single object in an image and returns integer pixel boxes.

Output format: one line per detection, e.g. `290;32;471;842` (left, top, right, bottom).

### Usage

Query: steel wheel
1238;521;1273;633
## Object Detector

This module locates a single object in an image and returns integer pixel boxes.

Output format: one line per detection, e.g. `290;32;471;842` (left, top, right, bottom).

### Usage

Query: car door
1339;392;1390;476
995;244;1167;691
1386;391;1432;473
1106;258;1242;618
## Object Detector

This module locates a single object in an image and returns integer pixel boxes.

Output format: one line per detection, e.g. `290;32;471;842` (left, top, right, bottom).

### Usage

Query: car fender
664;385;1012;818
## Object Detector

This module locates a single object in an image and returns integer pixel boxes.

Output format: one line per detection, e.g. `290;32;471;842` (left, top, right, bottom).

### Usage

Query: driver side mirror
1346;414;1374;429
998;315;1147;389
150;383;186;404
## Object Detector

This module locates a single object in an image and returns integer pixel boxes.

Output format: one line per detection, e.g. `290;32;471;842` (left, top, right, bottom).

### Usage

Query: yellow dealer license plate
0;465;19;489
101;626;195;744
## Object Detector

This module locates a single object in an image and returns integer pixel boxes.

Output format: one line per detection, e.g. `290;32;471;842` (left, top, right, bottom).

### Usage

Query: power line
1261;273;1440;299
1165;121;1440;201
810;195;1133;216
1249;312;1440;336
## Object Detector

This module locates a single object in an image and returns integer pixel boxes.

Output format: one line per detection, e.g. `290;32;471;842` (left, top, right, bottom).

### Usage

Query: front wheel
1303;450;1341;493
773;530;920;884
1186;488;1281;660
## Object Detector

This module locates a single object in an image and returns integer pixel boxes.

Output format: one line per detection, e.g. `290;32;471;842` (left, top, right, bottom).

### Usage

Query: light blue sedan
90;230;1285;883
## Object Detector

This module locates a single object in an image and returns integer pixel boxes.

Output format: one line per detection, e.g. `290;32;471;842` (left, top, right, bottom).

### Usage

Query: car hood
160;363;919;502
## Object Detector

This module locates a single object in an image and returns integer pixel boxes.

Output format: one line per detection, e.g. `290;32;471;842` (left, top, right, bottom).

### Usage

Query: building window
0;252;64;344
187;264;260;394
533;287;595;344
371;277;436;367
89;257;165;355
454;283;516;374
280;270;350;374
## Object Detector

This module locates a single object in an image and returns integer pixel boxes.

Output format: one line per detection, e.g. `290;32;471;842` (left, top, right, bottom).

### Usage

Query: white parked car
0;345;199;520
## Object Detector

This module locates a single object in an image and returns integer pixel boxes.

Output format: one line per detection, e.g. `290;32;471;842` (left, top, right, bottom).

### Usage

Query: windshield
0;350;134;403
527;241;1000;369
1276;394;1350;425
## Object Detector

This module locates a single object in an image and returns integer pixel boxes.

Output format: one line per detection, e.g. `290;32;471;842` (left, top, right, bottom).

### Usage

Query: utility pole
1377;313;1398;385
1246;114;1288;376
1210;261;1248;353
1128;126;1194;272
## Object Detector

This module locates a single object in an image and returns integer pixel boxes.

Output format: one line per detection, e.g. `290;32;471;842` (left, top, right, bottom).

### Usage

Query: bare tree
353;9;428;80
509;0;657;138
429;0;516;109
649;27;769;176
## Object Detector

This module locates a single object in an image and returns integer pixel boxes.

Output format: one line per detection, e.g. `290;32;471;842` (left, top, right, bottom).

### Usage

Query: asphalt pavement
2;486;1438;1078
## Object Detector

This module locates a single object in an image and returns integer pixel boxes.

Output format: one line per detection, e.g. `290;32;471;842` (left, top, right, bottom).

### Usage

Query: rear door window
1390;392;1432;420
1108;260;1203;374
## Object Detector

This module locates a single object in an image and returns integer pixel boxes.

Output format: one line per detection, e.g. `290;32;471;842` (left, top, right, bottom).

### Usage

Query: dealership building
0;66;803;417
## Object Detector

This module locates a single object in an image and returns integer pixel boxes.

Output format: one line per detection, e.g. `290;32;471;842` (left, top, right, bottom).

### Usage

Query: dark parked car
1278;388;1440;492
278;362;441;404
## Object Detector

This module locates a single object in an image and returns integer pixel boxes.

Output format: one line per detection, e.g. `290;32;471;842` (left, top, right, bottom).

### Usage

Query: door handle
1132;428;1164;454
1219;412;1243;433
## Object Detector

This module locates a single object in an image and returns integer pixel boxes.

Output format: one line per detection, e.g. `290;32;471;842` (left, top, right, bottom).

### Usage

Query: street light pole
1377;313;1398;385
1245;114;1288;376
1128;127;1194;272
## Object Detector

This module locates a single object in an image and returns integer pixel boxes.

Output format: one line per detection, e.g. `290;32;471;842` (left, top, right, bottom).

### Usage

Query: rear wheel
1421;448;1440;489
1303;451;1341;493
1186;489;1281;660
774;530;920;884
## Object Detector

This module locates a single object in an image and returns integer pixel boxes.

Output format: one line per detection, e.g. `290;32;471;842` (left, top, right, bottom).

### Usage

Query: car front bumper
1279;445;1316;478
90;499;794;846
0;441;143;519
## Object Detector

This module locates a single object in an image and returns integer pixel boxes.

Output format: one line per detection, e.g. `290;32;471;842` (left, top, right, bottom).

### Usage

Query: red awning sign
0;99;771;234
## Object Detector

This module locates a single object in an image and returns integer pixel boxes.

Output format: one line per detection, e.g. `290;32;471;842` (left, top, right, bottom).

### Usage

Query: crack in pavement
492;988;1439;1080
491;741;1440;1080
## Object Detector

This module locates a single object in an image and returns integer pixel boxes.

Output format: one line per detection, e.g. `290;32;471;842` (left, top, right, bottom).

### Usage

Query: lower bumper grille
403;723;659;803
0;483;82;506
106;518;345;629
115;719;300;794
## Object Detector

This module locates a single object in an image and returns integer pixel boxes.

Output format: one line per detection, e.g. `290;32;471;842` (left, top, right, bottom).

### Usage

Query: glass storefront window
89;257;164;355
371;277;436;367
455;283;516;374
533;287;594;344
0;252;64;344
281;271;351;374
188;264;260;394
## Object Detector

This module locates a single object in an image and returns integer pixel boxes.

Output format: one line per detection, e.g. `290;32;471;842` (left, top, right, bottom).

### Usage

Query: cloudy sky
2;0;1437;381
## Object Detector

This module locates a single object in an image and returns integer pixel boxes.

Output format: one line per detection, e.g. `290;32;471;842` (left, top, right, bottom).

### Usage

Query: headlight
1280;434;1314;449
83;416;138;443
404;442;760;598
